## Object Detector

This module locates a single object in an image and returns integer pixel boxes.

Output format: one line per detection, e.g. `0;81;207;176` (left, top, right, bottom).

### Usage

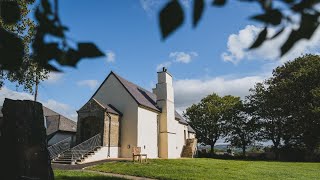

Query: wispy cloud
77;80;99;90
170;51;198;64
45;72;63;83
221;24;320;64
156;51;198;70
106;50;116;63
0;86;77;120
174;74;267;113
156;61;172;71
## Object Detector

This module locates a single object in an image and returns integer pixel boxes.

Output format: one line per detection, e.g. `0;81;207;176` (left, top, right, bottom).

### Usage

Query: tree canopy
184;93;241;153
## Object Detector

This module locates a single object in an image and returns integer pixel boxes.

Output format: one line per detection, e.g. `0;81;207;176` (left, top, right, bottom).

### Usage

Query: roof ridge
112;72;155;96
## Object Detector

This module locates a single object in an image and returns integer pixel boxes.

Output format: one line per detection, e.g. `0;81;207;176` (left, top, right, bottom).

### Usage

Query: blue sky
1;0;320;120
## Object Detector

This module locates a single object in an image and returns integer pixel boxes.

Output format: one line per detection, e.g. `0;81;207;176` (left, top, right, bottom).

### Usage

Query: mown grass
88;158;320;180
54;170;125;180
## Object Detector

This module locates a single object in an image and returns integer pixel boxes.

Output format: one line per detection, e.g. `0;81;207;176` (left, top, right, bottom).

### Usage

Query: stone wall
77;99;105;144
103;113;120;147
77;98;120;148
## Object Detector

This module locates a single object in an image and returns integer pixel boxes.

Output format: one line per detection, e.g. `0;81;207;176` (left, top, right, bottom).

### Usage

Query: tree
159;0;320;56
269;54;320;156
247;54;320;158
246;82;287;159
184;93;240;153
0;0;49;94
224;101;259;156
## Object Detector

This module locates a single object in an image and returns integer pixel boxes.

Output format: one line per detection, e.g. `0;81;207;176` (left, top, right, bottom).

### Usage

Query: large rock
0;98;54;180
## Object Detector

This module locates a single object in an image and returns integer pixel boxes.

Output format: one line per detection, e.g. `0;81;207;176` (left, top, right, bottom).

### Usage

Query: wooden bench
132;147;147;163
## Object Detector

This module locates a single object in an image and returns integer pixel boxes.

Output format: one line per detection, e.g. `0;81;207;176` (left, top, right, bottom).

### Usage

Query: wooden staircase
181;138;197;158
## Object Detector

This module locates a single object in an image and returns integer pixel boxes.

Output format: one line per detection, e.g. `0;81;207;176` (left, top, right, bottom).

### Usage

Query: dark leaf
249;27;268;49
193;0;205;27
58;48;80;67
251;9;282;26
159;0;184;39
43;64;61;72
270;27;285;39
291;0;319;12
0;28;24;71
281;13;319;56
212;0;227;6
78;43;105;58
0;1;21;24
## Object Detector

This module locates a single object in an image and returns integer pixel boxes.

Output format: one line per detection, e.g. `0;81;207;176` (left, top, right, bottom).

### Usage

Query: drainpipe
106;110;111;158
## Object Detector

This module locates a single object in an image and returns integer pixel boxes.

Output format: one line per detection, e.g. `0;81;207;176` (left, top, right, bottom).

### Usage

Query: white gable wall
93;74;138;158
137;107;159;158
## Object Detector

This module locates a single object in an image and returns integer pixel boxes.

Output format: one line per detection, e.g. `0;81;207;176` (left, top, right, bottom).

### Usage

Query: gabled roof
92;71;191;125
1;105;76;135
43;106;77;135
175;111;188;125
92;98;122;115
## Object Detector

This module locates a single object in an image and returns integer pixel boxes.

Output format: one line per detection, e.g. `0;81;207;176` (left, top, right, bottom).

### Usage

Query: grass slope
54;170;125;180
88;159;320;180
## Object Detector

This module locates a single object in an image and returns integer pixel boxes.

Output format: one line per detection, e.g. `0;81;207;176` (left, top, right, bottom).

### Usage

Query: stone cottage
76;68;196;159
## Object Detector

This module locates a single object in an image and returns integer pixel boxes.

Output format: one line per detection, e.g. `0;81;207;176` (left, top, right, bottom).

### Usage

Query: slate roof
0;105;76;135
188;125;196;133
175;111;188;125
92;98;122;115
43;106;77;135
112;72;161;112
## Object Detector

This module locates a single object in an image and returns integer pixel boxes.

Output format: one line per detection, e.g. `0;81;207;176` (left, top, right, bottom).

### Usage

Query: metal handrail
70;133;101;164
48;137;72;159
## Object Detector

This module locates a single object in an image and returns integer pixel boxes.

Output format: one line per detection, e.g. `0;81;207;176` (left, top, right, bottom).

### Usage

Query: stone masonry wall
103;113;120;147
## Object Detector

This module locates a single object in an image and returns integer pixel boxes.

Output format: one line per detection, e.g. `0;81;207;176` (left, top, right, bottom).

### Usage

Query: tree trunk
210;144;215;154
0;98;54;180
242;145;246;157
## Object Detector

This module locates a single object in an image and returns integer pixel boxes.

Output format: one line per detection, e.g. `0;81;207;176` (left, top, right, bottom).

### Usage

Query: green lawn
87;159;320;180
54;170;125;180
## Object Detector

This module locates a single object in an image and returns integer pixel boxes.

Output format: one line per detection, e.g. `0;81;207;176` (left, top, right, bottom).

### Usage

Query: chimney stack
153;67;176;158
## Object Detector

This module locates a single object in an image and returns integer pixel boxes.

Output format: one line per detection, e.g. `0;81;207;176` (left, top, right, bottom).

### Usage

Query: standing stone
0;98;54;180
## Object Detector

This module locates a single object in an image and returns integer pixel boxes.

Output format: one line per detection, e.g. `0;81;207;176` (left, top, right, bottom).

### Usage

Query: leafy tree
247;54;320;158
246;82;287;159
160;0;320;56
224;101;259;156
184;93;240;153
0;0;49;94
269;54;320;155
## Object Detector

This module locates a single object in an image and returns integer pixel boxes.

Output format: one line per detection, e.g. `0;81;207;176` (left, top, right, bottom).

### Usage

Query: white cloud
156;61;172;71
45;72;63;83
43;99;77;121
0;87;77;121
106;50;116;63
169;51;198;64
173;74;266;113
0;86;33;105
77;80;99;90
221;24;320;64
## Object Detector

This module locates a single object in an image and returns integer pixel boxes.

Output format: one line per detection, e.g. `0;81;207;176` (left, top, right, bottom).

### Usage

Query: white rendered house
76;68;196;160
